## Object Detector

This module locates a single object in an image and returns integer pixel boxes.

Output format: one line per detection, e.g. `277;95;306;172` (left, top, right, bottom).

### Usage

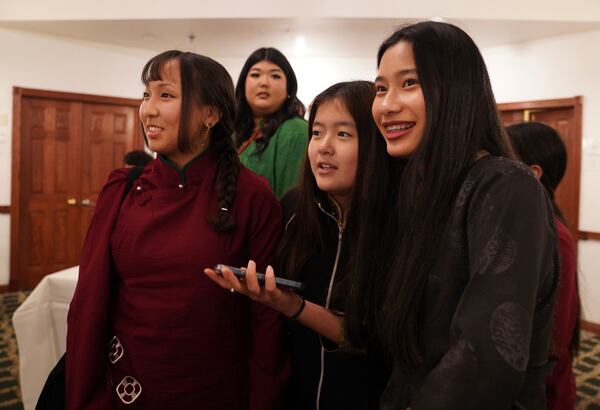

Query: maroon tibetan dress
66;151;289;410
545;218;579;410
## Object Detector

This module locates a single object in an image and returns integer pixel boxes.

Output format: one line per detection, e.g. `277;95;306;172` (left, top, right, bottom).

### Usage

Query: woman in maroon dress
66;50;288;409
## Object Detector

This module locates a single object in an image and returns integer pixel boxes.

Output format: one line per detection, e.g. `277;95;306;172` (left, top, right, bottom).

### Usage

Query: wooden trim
579;231;600;241
0;205;9;214
497;96;582;111
572;97;583;242
582;320;600;335
13;87;141;107
10;87;23;289
499;96;583;243
0;285;10;294
8;278;23;292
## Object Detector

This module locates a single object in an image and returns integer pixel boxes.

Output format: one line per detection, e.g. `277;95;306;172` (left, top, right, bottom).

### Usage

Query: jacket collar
315;194;348;229
155;149;217;184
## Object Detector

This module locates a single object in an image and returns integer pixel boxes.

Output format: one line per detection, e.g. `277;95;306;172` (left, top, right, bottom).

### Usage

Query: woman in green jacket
234;47;308;198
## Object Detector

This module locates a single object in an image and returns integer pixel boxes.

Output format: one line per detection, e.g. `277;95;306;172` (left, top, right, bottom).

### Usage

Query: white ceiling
2;18;600;58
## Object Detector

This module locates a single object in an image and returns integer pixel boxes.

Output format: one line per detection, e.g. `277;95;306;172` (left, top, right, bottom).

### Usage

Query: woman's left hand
204;260;302;317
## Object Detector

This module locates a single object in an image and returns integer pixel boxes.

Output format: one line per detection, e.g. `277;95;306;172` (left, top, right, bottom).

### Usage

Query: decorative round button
116;376;142;404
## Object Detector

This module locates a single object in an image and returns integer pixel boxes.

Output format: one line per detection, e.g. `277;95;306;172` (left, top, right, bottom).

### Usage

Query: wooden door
529;109;581;241
18;98;83;288
80;104;138;235
498;97;582;242
11;88;142;289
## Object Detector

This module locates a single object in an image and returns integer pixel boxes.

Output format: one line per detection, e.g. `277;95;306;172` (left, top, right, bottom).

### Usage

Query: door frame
498;96;587;239
499;96;600;334
498;96;583;113
10;87;142;289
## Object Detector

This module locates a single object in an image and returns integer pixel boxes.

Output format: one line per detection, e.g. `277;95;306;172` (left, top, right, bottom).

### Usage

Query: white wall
483;29;600;323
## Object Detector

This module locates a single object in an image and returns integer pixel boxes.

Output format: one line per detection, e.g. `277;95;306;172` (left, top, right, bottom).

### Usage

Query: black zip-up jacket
280;189;389;410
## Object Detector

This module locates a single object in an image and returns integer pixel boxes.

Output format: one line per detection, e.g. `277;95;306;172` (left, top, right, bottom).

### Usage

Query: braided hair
141;50;239;232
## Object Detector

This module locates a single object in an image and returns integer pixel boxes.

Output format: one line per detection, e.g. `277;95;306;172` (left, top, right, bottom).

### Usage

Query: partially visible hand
204;260;301;317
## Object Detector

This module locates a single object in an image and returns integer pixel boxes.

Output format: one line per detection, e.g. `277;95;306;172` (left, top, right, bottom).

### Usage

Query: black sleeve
412;166;557;410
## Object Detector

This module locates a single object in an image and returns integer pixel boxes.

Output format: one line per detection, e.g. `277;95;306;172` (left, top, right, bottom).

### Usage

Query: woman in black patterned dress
346;21;559;410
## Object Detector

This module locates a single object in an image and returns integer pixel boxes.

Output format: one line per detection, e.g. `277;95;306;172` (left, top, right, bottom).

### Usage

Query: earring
205;122;212;129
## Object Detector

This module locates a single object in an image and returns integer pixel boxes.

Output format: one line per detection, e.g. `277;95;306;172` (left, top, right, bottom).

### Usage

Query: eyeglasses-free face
308;99;359;211
245;60;288;119
372;41;426;159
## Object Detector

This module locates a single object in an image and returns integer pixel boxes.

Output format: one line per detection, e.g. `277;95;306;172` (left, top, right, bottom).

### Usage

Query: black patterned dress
380;156;559;410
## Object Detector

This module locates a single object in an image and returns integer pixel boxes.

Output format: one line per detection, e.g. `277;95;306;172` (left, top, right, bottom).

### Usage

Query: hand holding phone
214;264;305;292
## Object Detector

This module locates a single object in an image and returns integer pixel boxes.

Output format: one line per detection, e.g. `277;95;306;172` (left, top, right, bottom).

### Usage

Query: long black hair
234;47;305;153
279;81;398;287
506;121;580;355
141;50;239;232
506;122;567;220
347;22;513;368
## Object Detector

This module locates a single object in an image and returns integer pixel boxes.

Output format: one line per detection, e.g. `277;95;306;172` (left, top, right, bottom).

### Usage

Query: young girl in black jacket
206;81;398;409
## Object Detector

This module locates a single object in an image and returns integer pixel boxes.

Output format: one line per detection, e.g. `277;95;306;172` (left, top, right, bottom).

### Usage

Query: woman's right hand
204;260;303;317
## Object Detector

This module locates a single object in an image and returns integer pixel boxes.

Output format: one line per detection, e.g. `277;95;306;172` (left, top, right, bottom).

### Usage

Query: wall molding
579;231;600;241
582;320;600;335
0;206;10;214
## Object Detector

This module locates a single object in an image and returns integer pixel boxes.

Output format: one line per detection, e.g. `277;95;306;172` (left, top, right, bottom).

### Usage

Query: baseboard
0;285;10;294
581;320;600;335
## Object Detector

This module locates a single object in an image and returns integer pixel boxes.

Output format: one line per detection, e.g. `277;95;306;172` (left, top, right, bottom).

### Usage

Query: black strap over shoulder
121;166;144;203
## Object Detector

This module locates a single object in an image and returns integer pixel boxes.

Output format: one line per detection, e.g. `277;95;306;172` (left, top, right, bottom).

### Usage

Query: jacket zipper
315;200;345;410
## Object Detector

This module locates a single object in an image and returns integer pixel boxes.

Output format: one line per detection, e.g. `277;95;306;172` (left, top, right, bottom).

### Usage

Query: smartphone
214;264;305;292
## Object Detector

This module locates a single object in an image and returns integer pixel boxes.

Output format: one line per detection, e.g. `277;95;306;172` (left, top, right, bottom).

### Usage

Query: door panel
20;98;82;288
531;109;581;240
82;104;137;197
80;104;138;236
15;94;141;289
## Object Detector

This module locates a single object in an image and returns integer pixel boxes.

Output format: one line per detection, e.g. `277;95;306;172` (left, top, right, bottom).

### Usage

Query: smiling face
372;41;426;158
244;60;288;119
140;58;212;167
308;99;359;210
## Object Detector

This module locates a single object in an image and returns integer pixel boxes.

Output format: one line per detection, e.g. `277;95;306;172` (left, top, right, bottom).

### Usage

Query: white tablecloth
13;266;79;410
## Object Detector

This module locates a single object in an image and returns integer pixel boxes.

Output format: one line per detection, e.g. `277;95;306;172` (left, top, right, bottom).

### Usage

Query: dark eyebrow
146;81;176;88
334;121;356;128
249;68;284;74
313;121;356;128
375;68;418;82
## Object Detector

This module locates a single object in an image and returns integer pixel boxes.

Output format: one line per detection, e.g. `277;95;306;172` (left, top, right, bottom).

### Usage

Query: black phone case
214;264;305;291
